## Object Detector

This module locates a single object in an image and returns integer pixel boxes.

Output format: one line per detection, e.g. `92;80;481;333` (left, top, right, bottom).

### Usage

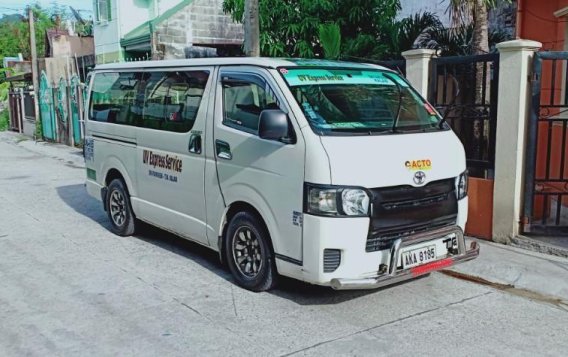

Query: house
93;0;243;64
516;0;568;51
44;29;95;82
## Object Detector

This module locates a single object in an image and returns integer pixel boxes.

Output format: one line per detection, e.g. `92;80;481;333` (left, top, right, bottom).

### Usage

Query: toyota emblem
413;171;426;185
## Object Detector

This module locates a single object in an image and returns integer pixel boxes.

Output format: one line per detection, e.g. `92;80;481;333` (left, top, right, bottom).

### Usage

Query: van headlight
305;184;370;217
456;171;468;200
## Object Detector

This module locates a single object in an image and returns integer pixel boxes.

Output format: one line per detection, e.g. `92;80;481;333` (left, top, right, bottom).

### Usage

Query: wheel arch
218;200;277;265
101;156;137;197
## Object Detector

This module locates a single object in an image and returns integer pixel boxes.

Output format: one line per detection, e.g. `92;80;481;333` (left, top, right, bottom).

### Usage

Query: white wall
156;0;183;16
119;0;152;35
93;0;121;61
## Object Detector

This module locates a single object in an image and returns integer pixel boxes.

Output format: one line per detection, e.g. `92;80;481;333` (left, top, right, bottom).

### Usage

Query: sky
0;1;93;16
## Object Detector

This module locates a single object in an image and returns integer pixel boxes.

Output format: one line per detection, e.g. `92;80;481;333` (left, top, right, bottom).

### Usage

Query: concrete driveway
0;132;567;356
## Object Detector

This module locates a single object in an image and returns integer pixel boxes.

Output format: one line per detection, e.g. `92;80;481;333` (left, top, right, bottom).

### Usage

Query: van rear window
89;71;209;133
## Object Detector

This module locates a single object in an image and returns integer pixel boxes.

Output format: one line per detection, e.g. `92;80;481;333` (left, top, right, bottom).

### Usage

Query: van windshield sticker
282;69;409;87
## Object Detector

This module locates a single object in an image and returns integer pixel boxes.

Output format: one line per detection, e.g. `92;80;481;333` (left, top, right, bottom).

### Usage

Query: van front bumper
329;226;479;290
300;205;477;289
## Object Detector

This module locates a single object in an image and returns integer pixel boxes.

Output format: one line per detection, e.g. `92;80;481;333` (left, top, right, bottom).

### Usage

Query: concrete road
0;133;567;357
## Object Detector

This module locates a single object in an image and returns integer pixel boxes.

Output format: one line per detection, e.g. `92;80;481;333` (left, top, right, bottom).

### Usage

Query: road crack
440;269;568;311
231;285;238;317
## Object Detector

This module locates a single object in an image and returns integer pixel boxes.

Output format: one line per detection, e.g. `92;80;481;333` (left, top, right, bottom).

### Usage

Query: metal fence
523;51;568;235
428;53;500;179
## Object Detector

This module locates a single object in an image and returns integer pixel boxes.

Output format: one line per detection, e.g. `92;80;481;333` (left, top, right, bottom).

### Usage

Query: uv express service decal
142;150;182;183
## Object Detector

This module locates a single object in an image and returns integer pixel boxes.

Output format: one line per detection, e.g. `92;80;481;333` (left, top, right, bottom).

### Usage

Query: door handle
188;134;202;154
216;140;232;160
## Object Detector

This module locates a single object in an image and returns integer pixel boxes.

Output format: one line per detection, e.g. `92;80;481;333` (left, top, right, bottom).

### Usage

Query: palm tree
447;0;500;55
319;23;341;60
447;0;510;104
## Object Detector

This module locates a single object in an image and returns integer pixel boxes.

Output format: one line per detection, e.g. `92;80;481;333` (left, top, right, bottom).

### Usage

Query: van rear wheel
106;179;136;236
225;211;278;292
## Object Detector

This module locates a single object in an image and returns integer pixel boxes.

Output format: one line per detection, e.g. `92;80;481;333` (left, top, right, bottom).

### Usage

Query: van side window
89;72;142;125
141;71;209;133
222;74;280;134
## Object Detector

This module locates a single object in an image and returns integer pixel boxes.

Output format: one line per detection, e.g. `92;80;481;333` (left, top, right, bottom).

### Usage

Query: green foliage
222;1;511;61
0;3;68;62
378;12;443;60
0;109;8;131
447;0;511;27
0;82;9;102
418;24;511;56
75;21;93;37
223;0;401;59
318;23;341;59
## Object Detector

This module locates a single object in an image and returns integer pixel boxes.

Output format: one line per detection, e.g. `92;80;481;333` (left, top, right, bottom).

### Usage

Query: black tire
224;211;278;292
106;179;136;236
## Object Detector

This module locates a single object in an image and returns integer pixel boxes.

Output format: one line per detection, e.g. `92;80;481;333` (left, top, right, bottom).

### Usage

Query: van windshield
280;67;444;135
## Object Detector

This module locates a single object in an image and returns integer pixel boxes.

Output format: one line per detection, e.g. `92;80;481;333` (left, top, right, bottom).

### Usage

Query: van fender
101;156;137;198
219;183;283;256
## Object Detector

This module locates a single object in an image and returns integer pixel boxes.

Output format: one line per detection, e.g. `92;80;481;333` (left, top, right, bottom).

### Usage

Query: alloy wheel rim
109;190;126;227
232;227;263;278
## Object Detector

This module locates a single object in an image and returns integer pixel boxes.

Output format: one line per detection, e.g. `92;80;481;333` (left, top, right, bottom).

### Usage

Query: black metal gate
523;51;568;235
8;90;22;132
428;54;500;178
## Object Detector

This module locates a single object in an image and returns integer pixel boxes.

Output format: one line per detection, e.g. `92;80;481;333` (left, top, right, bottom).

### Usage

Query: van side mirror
259;109;289;141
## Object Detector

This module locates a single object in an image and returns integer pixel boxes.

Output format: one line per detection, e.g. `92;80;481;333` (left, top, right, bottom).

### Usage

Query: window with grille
95;0;111;22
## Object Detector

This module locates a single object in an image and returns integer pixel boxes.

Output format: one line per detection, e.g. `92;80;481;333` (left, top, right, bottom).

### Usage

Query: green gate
69;75;82;144
39;71;56;140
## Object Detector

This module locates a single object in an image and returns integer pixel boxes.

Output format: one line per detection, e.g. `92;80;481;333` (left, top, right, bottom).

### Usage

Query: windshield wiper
383;73;403;133
439;76;461;129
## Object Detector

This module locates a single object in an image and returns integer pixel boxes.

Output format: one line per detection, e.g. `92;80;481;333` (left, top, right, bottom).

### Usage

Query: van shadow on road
56;184;390;305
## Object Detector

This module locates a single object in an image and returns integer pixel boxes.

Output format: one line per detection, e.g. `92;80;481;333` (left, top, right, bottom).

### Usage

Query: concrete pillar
402;49;437;98
492;39;542;243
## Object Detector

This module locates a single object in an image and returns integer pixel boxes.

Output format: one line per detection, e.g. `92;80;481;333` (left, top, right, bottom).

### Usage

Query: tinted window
222;73;279;133
89;70;209;133
141;71;209;132
90;72;142;126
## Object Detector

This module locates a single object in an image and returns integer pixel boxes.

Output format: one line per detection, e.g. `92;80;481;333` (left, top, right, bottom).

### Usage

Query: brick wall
154;0;243;59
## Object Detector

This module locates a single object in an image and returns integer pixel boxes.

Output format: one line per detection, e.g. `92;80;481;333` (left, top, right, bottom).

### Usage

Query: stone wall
153;0;243;59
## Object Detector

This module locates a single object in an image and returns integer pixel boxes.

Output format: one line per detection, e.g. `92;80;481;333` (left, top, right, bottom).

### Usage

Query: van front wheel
225;212;278;292
106;179;136;236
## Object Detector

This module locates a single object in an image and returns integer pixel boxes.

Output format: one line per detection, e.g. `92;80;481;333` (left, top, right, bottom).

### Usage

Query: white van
84;58;479;291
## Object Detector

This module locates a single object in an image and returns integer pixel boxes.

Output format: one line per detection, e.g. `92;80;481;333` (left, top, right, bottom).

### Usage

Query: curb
511;235;568;259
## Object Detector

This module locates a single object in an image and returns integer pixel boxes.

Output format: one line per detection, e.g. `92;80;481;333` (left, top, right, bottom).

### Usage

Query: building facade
93;0;243;64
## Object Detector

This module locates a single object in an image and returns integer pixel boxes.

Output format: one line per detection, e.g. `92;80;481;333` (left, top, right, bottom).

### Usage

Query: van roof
94;57;392;71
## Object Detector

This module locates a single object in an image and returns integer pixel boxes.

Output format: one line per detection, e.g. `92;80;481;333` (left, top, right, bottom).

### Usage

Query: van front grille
366;178;458;252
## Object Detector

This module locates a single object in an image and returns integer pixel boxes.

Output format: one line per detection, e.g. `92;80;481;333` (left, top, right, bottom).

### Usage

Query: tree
318;23;341;59
244;0;260;56
0;4;67;63
380;12;444;60
223;0;400;59
447;0;510;55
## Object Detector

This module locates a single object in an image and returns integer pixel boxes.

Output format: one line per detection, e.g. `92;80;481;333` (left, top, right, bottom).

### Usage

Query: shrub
0;108;9;131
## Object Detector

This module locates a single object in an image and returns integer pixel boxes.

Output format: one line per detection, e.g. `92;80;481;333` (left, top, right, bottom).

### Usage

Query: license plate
401;245;437;269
